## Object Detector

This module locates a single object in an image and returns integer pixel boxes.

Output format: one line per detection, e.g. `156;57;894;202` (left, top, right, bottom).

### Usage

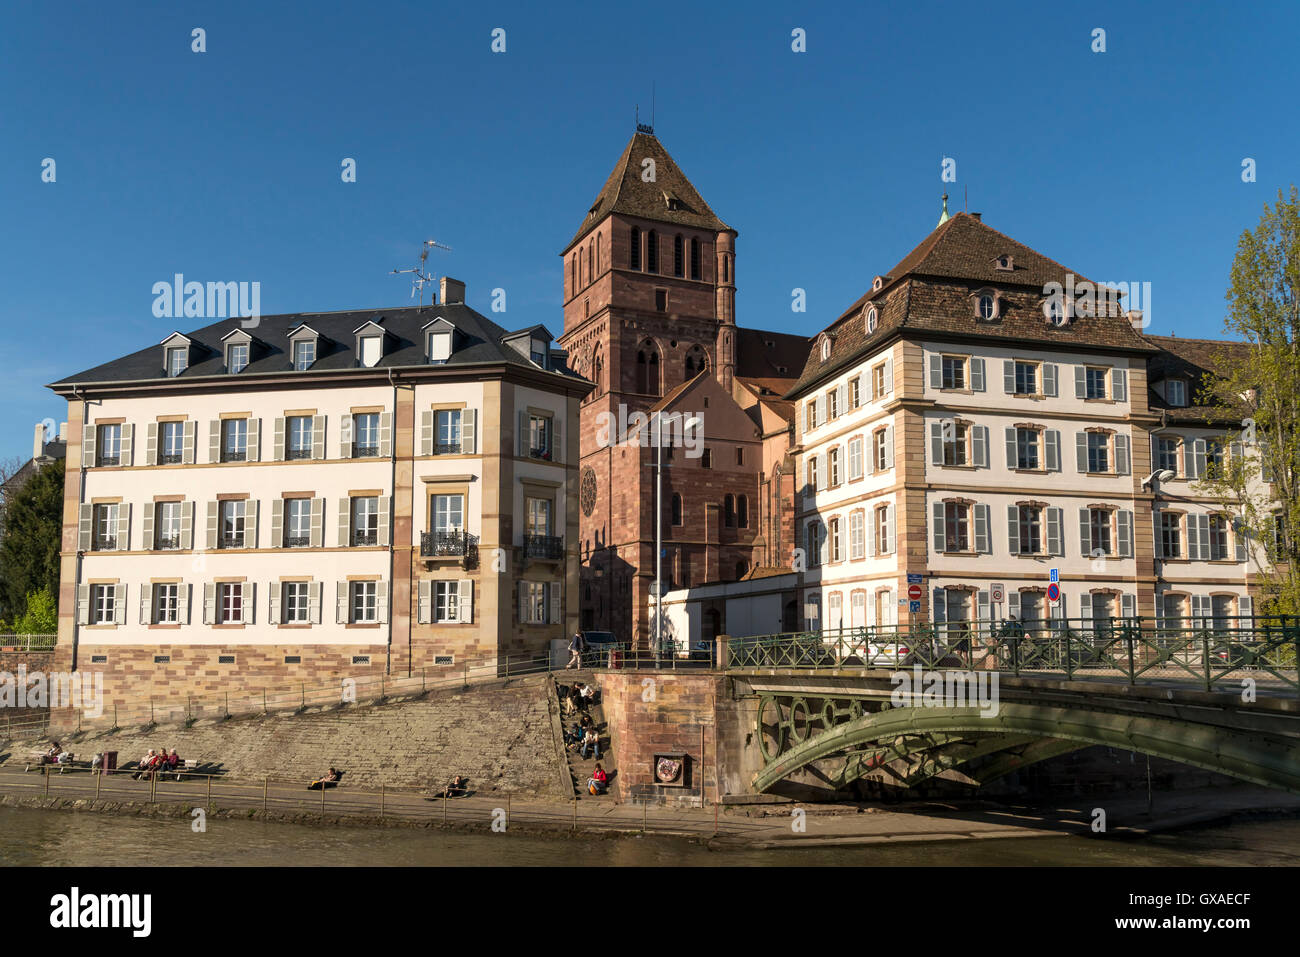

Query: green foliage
15;586;58;635
1196;185;1300;616
0;458;64;622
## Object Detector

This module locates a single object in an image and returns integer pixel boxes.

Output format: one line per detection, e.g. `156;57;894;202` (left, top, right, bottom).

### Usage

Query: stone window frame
1013;499;1050;555
939;353;971;392
1083;364;1113;402
828;515;844;564
971;287;1003;321
848;507;867;561
1012;422;1046;472
1085;502;1119;557
1158;508;1188;562
941;416;975;468
874;502;891;556
872;425;890;472
940;496;976;555
1084;426;1117;475
1011;358;1043;398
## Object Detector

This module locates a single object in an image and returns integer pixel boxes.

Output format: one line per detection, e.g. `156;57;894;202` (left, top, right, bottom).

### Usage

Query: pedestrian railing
0;634;57;652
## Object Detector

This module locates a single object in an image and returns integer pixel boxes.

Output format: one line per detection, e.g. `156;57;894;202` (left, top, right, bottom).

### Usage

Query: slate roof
564;131;731;252
1143;334;1253;424
49;304;582;391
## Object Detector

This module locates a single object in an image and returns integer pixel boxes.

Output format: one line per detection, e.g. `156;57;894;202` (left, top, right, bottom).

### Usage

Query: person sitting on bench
40;742;62;765
307;767;341;790
165;749;180;771
131;750;159;780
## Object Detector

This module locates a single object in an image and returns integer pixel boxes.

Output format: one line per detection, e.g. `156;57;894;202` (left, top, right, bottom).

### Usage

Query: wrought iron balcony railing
353;445;380;458
287;448;313;460
154;536;181;551
527;446;553;461
220;534;245;549
522;534;564;559
160;453;183;464
96;455;120;467
352;532;378;546
91;537;116;551
420;530;477;558
284;535;311;548
433;442;461;455
222;450;247;462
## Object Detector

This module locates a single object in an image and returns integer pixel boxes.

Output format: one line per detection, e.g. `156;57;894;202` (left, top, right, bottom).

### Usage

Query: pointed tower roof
563;131;732;253
936;192;951;227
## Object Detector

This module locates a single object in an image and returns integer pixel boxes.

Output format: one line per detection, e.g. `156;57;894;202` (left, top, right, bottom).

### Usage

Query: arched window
636;341;660;395
690;238;701;280
593;349;604;395
647;230;659;274
587;241;593;282
724;494;736;528
629;227;641;271
722;255;729;283
684;344;708;378
671;493;682;526
673;235;684;277
735;561;748;580
571;255;577;294
597;234;602;274
737;495;748;528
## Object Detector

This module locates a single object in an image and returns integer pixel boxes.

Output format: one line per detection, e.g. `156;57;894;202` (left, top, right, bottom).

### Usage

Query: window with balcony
524;497;561;558
222;418;248;462
353;413;380;458
97;424;122;467
287;416;312;460
1018;506;1043;554
154;501;182;550
160;421;184;464
284;498;311;548
422;493;468;557
435;410;462;455
220;501;246;549
352;496;379;546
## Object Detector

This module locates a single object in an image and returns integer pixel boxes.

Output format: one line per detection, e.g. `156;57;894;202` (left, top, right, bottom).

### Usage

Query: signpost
908;600;921;613
906;573;924;585
1049;568;1059;584
1047;582;1060;604
990;583;1005;604
907;584;924;601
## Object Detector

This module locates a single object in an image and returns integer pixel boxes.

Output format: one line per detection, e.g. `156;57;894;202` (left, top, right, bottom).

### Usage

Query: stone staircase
553;671;618;802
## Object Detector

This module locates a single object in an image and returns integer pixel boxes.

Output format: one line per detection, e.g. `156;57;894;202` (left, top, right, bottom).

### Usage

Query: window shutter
837;383;847;415
1047;507;1064;556
1074;366;1086;399
885;425;895;470
1005;428;1017;469
550;582;562;625
865;509;875;557
142;505;155;551
1079;594;1092;626
883;358;893;394
378;496;391;547
180;584;191;625
1078;508;1091;557
518;582;527;624
310;497;325;548
1240;595;1253;620
970;357;986;392
245;500;258;549
1007;505;1020;554
1043;363;1058;397
864;438;874;476
208;420;221;463
203;583;217;625
270;499;284;548
339;414;354;459
180;501;193;550
243;582;256;624
269;582;281;625
518;411;528;457
1003;360;1015;394
1197;514;1211;561
932;588;946;624
78;503;92;552
932;502;945;553
417;581;432;624
139;583;152;625
974;503;990;553
76;584;91;624
972;425;988;468
1046;430;1061;472
116;503;131;550
1008;591;1020;620
817;453;826;491
977;589;991;623
146;423;158;465
113;584;127;625
461;409;476;454
205;501;219;550
183;420;196;464
82;423;96;468
1115;434;1131;475
1234;518;1247;562
120;424;134;466
552;416;562;463
1122;593;1136;618
420;411;434;456
819;524;828;566
1113;368;1128;402
885;503;895;554
273;417;286;461
247;418;260;462
1075;432;1088;472
311;415;326;460
376;582;389;624
930;422;943;466
337;498;351;547
1192;439;1207;479
309;582;322;624
929;354;942;390
379;412;393;457
336;582;349;624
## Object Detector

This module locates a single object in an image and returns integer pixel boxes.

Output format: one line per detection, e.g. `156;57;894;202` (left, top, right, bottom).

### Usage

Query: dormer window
1167;379;1187;407
1044;296;1068;326
227;343;249;373
995;255;1014;271
978;294;996;319
872;276;884;291
820;337;832;361
166;347;187;377
864;305;878;334
292;339;315;371
530;338;547;367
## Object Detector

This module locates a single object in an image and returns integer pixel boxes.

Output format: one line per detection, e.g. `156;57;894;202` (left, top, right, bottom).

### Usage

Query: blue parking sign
1049;568;1059;584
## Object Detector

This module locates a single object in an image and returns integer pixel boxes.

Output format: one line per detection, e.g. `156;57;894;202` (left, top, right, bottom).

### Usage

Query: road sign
909;600;921;613
1050;568;1059;584
906;573;924;585
990;583;1005;604
804;603;820;620
907;584;924;601
1047;582;1061;603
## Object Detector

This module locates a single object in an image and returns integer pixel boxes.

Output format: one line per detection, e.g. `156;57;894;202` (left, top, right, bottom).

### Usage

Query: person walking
566;631;586;669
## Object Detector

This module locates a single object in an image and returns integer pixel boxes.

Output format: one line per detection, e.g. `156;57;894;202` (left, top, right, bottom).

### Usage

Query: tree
0;458;63;622
1197;185;1300;616
15;586;57;634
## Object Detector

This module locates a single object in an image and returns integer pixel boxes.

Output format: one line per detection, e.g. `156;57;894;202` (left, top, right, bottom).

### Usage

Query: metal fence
726;616;1300;694
0;634;57;653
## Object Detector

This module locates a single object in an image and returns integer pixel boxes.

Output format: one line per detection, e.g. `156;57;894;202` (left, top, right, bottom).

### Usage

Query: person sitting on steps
588;764;608;795
580;727;601;761
436;775;468;797
308;767;341;790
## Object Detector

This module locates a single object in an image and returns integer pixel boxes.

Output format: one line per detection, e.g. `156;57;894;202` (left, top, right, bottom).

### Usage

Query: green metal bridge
724;616;1300;796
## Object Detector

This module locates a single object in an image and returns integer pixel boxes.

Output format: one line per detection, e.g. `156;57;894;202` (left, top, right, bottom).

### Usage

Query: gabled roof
502;323;555;343
159;331;192;346
1143;334;1253;425
564;131;731;252
351;319;386;336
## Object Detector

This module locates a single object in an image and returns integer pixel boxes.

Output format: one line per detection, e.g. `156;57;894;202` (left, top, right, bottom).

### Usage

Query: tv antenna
391;238;452;308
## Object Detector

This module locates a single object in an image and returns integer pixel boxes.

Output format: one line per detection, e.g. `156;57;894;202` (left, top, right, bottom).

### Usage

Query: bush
15;587;57;635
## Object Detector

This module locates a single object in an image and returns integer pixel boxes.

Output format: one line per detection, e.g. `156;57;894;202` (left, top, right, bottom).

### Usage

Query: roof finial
936;192;951;228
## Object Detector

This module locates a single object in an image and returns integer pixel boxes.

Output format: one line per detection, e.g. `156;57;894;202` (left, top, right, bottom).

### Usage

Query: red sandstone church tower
559;128;808;647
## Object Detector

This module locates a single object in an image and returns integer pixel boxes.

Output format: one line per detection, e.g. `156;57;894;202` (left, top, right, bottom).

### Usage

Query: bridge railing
726;616;1300;694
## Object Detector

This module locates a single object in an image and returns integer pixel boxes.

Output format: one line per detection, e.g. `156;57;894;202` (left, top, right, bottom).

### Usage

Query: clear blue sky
3;0;1296;463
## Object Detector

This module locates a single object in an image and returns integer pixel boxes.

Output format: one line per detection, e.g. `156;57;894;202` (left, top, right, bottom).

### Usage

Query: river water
2;806;1298;865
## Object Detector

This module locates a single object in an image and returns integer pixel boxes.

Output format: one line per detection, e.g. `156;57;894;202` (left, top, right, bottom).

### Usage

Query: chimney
971;212;982;221
440;277;466;305
33;423;44;461
59;421;67;441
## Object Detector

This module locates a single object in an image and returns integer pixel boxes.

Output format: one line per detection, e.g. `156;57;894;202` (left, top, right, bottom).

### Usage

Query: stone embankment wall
0;652;56;736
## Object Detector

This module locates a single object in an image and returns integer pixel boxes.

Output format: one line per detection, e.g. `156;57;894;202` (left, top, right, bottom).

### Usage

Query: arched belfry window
690;238;701;280
636;340;661;396
647;230;659;274
571;255;577;294
596;234;602;274
673;235;684;277
684;344;708;378
630;227;641;271
587;241;593;282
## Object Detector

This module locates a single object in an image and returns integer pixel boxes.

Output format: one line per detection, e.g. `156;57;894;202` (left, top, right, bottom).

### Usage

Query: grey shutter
142;503;155;551
311;415;326;460
1240;595;1253;620
549;582;562;625
180;501;193;550
460;409;476;454
206;500;220;550
1074;366;1086;399
113;584;127;625
376;582;389;624
1079;593;1093;627
309;581;322;624
180;584;191;625
1113;368;1127;402
1234;517;1247;562
81;423;96;468
208;420;221;464
146;423;158;466
78;503;92;551
932;502;945;553
1122;593;1136;618
930;422;943;465
1078;507;1092;557
1115;434;1131;475
273;417;286;461
1005;428;1017;469
139;583;152;625
203;583;217;625
420;411;434;456
974;503;990;554
884;424;895;470
378;496;391;547
518;411;528;457
929;354;942;390
244;583;255;624
116;503;131;550
1076;432;1088;472
977;589;991;624
310;497;325;548
883;358;893;394
970;357;985;392
885;503;895;554
552;415;562;463
417;580;432;624
247;418;260;462
270;499;284;548
1046;507;1063;557
379;412;393;457
1197;514;1211;561
339;414;354;459
459;579;474;624
245;500;258;549
1043;363;1058;397
269;582;281;625
1192;439;1207;479
182;420;196;464
1007;505;1021;554
337;497;351;547
76;584;91;625
1046;430;1061;472
932;588;946;624
120;424;134;466
1003;360;1015;394
1008;591;1020;619
972;426;988;468
336;582;349;624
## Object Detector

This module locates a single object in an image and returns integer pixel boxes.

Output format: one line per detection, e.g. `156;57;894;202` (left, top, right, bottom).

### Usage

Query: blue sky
2;0;1296;463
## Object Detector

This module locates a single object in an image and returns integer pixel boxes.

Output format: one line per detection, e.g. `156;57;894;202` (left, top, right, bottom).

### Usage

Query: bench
25;752;75;772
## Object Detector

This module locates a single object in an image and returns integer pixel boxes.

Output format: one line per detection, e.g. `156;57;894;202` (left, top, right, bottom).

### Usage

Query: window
1087;433;1109;473
1016;428;1039;470
1089;509;1112;555
351;582;378;623
671;493;682;526
944;503;969;552
1085;367;1108;399
828;388;839;420
820;338;831;361
865;306;878;333
724;494;736;528
977;294;996;319
433;494;464;534
737;494;748;529
654;289;667;312
222;418;248;462
1156;436;1180;473
92;504;118;550
1205;440;1224;477
702;448;712;469
831;518;845;562
1160;513;1182;559
1014;361;1037;395
873;429;889;472
160;421;184;464
154;501;182;550
521;581;548;624
848;437;863;480
352;496;379;546
166;347;188;377
154;583;179;624
220;500;246;548
736;447;744;467
1167;379;1187;407
92;584;115;624
850;377;861;409
943;422;969;466
435;581;460;622
433;410;462;454
646;230;658;274
690;237;701;279
427;330;452;364
629;227;641;270
941;356;966;389
806;522;822;567
528;414;553;459
287;415;313;459
227;343;249;374
1208;514;1230;561
526;497;552;537
1046;297;1066;325
1162;593;1186;628
219;583;243;624
284;498;311;547
283;582;310;624
828;447;841;486
354;413;380;457
97;424;122;466
1018;506;1043;554
1091;593;1118;622
673;235;684;277
875;505;890;554
1211;595;1235;631
292;340;316;371
849;511;865;560
807;455;817;489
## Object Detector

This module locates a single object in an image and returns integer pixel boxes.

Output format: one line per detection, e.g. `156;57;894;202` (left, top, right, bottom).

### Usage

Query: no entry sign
907;584;923;601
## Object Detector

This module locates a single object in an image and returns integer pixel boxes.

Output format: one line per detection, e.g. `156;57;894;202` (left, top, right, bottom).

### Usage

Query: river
2;806;1298;865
